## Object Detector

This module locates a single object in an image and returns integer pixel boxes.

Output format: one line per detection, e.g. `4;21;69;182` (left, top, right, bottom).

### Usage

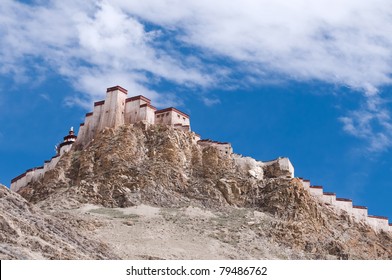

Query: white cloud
201;96;220;107
2;0;392;148
0;0;212;107
3;0;392;95
340;95;392;152
119;0;392;91
39;93;50;101
121;0;392;151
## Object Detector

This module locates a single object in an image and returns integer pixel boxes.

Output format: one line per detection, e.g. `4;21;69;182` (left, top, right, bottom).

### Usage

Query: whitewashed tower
98;86;128;131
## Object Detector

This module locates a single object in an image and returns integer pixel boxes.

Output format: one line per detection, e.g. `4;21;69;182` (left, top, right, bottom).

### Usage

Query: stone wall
309;186;323;197
155;107;190;128
197;139;233;155
297;178;392;233
320;192;336;205
11;166;44;192
124;95;152;124
352;206;368;222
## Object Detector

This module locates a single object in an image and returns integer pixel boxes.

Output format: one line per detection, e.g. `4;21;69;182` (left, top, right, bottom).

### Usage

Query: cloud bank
2;0;392;150
0;0;211;106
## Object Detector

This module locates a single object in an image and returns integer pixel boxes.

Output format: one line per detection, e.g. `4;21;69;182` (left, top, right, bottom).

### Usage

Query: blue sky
1;0;392;219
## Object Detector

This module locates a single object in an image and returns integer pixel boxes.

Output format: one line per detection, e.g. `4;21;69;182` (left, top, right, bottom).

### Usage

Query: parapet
368;215;389;232
309;185;323;196
321;192;336;205
155;107;189;118
10;166;44;192
94;100;105;106
107;85;128;94
126;95;151;104
140;103;157;110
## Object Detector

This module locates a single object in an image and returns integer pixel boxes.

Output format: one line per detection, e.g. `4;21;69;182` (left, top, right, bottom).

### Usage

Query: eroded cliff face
11;124;392;259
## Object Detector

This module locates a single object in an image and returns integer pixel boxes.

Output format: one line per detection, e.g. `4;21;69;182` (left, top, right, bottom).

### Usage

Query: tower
58;127;77;155
98;86;128;131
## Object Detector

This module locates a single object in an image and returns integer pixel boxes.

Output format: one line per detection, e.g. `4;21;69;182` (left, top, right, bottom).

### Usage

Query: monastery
10;85;392;233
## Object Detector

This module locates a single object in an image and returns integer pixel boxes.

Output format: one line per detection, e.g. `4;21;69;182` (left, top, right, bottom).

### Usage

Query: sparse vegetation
88;208;140;220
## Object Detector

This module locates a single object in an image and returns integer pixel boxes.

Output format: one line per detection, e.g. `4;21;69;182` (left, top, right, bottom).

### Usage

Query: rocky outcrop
0;184;118;259
19;124;252;208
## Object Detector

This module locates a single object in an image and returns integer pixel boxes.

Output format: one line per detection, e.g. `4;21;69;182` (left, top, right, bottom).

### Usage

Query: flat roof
353;205;368;209
310;186;323;189
336;198;352;202
107;85;128;94
126;95;151;104
155;107;189;118
368;215;388;220
323;192;336;196
94;100;105;106
139;103;157;110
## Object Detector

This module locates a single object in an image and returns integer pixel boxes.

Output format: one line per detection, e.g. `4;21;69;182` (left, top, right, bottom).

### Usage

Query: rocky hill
3;124;392;259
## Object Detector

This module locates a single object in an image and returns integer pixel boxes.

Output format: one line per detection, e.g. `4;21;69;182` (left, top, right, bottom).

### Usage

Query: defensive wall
298;178;392;233
10;128;76;192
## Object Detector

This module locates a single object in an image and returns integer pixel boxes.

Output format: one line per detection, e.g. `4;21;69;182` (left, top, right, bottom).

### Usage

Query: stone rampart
11;131;73;192
301;178;391;233
11;166;44;192
309;186;323;197
321;192;336;205
352;206;368;222
368;215;390;232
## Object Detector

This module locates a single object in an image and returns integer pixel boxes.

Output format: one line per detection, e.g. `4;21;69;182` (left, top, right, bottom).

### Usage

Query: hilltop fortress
10;85;392;234
77;86;192;147
10;85;241;192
